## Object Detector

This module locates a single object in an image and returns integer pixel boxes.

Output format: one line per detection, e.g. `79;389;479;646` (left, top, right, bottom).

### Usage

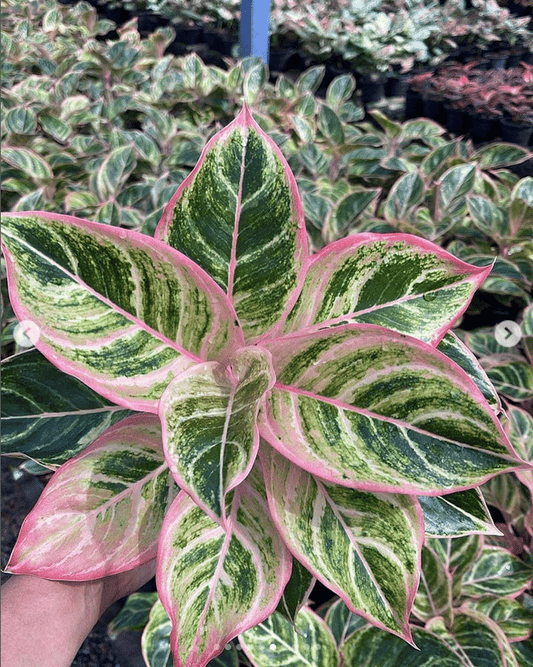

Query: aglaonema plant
1;106;530;667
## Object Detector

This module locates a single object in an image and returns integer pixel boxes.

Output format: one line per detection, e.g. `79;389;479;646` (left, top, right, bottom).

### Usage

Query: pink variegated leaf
157;463;291;667
260;325;524;494
5;414;177;579
261;445;423;642
159;346;275;521
1;212;242;412
280;233;491;345
155;105;308;342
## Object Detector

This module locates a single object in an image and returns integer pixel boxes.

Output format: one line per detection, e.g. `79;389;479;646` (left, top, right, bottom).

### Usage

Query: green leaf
481;356;533;402
5;415;177;579
467;196;508;239
326;75;356;108
342;625;459;666
64;191;99;212
290;114;315;143
419;488;499;537
325;598;368;645
461;546;533;598
239;607;339;667
296;66;325;93
282;235;492;345
243;62;267;104
159;346;275;520
510;177;533;237
464;597;533;642
157;464;291;667
420;142;459;178
1;212;241;412
324;188;380;240
276;558;314;623
411;545;452;624
473;143;532;170
1;348;132;467
437;331;501;412
370;109;402;138
109;592;159;634
437;164;476;215
383;172;425;222
95;145;136;200
427;535;482;599
504;406;533;494
513;639;533;667
262;447;422;641
156;106;307;341
4;107;37;134
141;599;173;667
2;146;53;181
38;114;71;143
318;103;344;144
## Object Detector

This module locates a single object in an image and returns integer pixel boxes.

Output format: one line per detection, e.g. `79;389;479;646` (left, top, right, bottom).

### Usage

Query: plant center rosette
1;105;529;667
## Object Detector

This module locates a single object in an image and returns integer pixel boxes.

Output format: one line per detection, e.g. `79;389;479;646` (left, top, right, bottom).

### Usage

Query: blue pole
239;0;270;64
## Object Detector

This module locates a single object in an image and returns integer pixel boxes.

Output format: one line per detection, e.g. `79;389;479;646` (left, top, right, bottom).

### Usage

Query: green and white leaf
1;212;241;412
262;446;422;641
464;597;533;642
156;463;291;667
1;348;132;467
159;346;275;520
419;488;500;537
239;607;339;667
461;546;533;598
155;106;307;341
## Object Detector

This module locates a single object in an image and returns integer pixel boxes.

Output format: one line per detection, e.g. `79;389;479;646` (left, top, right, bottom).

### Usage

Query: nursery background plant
1;1;533;667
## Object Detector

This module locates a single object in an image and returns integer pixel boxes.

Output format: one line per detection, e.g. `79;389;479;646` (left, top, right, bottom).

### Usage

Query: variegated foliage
1;106;529;667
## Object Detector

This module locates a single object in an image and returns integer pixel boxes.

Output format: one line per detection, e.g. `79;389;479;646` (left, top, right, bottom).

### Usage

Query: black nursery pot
404;88;424;119
136;12;169;37
422;94;445;124
174;24;204;45
499;119;533;148
386;74;410;98
358;75;387;104
468;113;500;144
444;104;470;136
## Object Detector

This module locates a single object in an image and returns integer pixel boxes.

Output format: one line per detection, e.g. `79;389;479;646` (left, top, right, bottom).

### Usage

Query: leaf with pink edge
158;346;275;520
239;607;339;667
259;325;522;494
282;233;491;345
464;597;533;642
155;105;307;341
5;414;177;579
503;406;533;494
156;463;291;667
460;546;533;598
1;212;242;413
261;446;423;642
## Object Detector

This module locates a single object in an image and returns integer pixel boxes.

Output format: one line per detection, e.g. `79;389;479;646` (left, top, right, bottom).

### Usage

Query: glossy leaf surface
1;212;241;412
156;465;291;667
262;447;422;641
260;325;520;494
419;488;499;537
282;234;491;345
6;414;176;579
461;546;533;598
156;105;307;341
159;346;275;520
1;348;132;466
239;607;339;667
